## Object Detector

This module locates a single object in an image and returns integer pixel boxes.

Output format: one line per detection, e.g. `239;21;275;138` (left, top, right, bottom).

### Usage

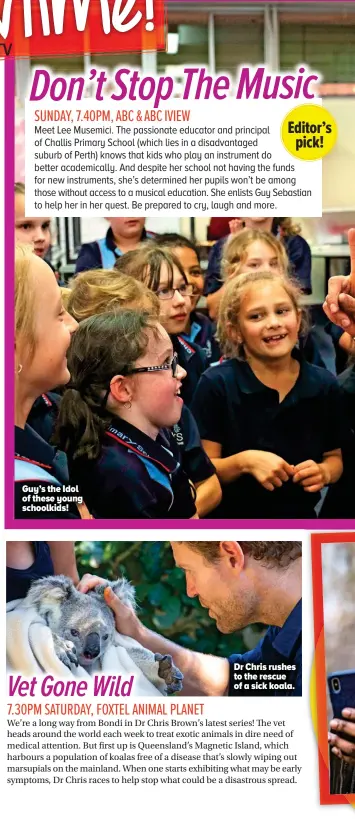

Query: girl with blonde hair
15;245;78;518
191;270;347;520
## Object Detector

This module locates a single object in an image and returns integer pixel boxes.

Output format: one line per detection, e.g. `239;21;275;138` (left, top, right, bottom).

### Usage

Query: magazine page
2;0;355;815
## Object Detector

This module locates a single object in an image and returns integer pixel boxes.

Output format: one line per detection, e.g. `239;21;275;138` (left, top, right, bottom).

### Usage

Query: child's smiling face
238;240;282;276
128;324;186;435
15;193;51;258
235;281;301;362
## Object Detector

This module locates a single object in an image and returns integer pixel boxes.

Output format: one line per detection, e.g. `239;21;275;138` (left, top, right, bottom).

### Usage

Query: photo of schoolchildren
75;217;154;272
56;311;198;519
14;220;355;520
114;244;208;406
156;233;221;363
11;0;355;524
63;270;221;518
7;539;302;698
204;216;312;322
191;270;347;519
14;244;81;519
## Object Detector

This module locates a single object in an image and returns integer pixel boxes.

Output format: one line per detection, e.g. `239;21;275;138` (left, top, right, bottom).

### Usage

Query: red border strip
312;532;355;805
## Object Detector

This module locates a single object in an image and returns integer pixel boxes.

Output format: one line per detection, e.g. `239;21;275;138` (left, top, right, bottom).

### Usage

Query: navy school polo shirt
6;542;54;603
203;238;225;297
171;404;216;485
181;311;221;363
75;227;154;273
68;417;197;519
15;425;79;519
191;356;349;519
172;334;208;408
27;392;61;443
320;365;355;518
338;364;355;428
228;599;302;697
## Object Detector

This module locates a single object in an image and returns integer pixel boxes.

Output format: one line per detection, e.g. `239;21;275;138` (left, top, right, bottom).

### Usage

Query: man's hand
323;228;355;335
103;586;143;641
76;576;144;641
247;450;294;491
76;574;107;593
293;460;328;493
329;709;355;764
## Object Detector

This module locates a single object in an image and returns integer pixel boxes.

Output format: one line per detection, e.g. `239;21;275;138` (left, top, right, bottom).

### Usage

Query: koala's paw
155;653;183;694
53;635;78;670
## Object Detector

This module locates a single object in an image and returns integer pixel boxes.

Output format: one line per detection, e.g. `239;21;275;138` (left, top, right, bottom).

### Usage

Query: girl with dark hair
56;311;198;519
156;233;221;363
114;245;208;405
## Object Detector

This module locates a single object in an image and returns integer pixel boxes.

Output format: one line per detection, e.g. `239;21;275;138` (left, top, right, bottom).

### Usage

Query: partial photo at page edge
3;1;355;815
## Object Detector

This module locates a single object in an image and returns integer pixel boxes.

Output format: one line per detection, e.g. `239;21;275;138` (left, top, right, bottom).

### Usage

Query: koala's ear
25;575;77;609
108;578;136;611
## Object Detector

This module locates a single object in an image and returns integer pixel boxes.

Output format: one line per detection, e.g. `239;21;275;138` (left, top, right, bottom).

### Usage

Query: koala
24;575;183;695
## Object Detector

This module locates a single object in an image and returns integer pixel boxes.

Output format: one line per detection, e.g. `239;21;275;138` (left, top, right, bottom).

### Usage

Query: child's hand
247;451;294;491
293;460;328;492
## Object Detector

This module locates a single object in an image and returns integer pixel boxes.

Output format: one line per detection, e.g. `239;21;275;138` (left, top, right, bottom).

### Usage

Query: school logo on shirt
172;423;184;446
107;427;149;457
177;336;196;360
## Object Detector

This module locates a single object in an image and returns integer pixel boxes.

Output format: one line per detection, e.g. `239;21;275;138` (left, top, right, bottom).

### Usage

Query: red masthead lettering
0;0;165;58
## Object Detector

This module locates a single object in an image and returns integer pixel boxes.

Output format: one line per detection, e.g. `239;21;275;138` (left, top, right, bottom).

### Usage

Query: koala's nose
84;632;100;659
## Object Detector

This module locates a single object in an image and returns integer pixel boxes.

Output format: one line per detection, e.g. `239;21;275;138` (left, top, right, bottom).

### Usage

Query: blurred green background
75;541;265;657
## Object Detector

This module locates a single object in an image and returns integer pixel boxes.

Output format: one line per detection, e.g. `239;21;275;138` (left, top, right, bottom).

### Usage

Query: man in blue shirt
84;539;302;697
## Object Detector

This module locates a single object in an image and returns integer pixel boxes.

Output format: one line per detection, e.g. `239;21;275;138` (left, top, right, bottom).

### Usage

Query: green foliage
75;541;265;658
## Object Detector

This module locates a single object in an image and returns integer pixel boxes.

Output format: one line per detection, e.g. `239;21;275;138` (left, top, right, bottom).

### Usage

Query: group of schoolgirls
14;198;355;519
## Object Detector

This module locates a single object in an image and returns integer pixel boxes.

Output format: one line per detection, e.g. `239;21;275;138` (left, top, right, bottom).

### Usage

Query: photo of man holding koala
6;540;302;698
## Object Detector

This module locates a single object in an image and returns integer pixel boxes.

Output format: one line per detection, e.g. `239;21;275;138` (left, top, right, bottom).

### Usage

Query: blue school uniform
203;238;225;296
181;311;221;363
191;354;348;519
15;425;79;519
68;417;197;519
171;404;216;486
319;364;355;518
283;234;312;294
27;392;61;443
172;335;208;407
75;227;154;273
6;542;54;603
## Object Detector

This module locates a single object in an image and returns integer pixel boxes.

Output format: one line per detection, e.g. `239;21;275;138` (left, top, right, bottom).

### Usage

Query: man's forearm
47;542;79;584
134;623;229;696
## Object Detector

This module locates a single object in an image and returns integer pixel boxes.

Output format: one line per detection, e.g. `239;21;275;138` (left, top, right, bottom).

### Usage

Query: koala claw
155;653;184;694
53;635;79;669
